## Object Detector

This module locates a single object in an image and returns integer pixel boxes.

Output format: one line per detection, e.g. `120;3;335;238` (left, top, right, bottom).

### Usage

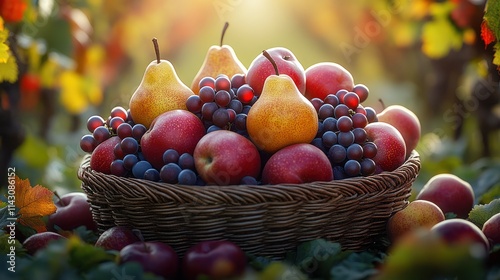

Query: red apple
194;130;261;185
482;213;500;247
182;240;246;280
304;62;354;101
246;47;305;96
119;241;179;279
141;110;206;169
377;105;421;159
365;122;406;173
431;219;490;255
386;200;445;243
416;174;475;219
22;232;66;255
261;143;333;184
95;226;142;251
48;192;97;232
90;136;120;174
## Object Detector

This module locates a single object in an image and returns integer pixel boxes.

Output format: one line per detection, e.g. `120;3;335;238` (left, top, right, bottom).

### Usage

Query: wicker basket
78;150;420;258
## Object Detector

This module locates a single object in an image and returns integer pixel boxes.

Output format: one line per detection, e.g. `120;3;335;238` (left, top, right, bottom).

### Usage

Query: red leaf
481;20;496;47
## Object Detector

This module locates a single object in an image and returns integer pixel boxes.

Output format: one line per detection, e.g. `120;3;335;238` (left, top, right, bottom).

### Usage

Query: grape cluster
186;74;256;135
310;84;379;179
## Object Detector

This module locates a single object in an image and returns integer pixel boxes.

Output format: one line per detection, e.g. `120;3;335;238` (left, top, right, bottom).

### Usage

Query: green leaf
468;198;500;228
66;236;116;272
84;261;162;280
292;239;342;272
330;251;382;280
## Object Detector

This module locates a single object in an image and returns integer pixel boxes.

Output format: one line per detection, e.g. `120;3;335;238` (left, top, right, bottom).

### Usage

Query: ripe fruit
22;232;66;255
95;226;142;251
386;200;445;243
193;130;261;185
365;122;406;173
48;192;97;232
119;241;179;279
482;213;500;247
182;240;246;280
262;143;333;184
304;62;355;101
129;38;194;128
431;219;490;255
377;104;421;159
89;136;121;174
247;51;318;153
246;47;306;96
416;174;475;219
141;110;206;169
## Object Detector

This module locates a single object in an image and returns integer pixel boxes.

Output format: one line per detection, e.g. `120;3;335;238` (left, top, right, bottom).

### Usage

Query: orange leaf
14;176;56;232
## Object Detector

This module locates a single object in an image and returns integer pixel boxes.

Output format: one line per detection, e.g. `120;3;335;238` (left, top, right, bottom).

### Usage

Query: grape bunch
186;73;256;135
310;84;379;179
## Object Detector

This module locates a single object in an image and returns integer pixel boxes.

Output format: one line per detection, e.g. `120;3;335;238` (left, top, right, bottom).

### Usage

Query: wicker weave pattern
78;151;420;258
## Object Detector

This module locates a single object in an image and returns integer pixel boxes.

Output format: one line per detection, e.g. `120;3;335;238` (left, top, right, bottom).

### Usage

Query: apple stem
54;191;66;206
378;98;386;110
262;50;279;76
133;229;145;242
220;22;229;47
152;38;160;64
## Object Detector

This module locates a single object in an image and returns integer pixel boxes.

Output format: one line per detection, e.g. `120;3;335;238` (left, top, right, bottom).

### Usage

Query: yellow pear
247;51;318;154
129;38;194;128
190;22;247;93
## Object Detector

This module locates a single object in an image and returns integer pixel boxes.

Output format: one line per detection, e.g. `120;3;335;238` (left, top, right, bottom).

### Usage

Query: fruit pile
80;23;421;186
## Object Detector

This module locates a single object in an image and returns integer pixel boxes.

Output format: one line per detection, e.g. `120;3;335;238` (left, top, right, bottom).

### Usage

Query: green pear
129;38;194;128
190;22;247;93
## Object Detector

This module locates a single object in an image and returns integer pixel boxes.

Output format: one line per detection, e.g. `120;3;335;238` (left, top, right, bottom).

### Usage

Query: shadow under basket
78;151;420;258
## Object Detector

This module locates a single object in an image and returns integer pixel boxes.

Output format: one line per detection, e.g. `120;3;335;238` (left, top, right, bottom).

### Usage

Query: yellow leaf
0;52;19;83
0;28;11;64
421;18;463;59
59;70;88;114
83;77;103;106
14;176;56;232
40;57;60;87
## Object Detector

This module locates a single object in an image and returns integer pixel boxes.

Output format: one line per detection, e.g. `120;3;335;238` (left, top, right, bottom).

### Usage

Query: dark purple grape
344;159;361;177
114;143;125;159
355;106;367;115
215;90;231;107
178;169;197;185
234;113;247;131
93;126;111;143
310;98;324;112
336;89;348;103
120;137;139;155
334;104;350;119
215;76;231;92
333;165;347;180
228;99;243;114
144;168;160;182
126;108;134;124
365;107;378;123
328;144;346;164
352;113;368;128
242;105;252;115
212;108;230;128
163;149;180;164
316;121;324;138
207;125;222;133
117;123;133;139
160;163;182;183
363;142;378;158
178;153;195;170
80;134;97;153
110;159;127;177
318;104;335;120
346;143;363;161
199;86;216;103
337;116;353;132
231;74;246;89
324;94;339;107
87;115;105;133
201;102;218;121
227;108;236;123
322;117;337;132
353;84;369;103
352;128;368;144
236;85;254;104
360;158;376;176
186;95;203;113
132;160;153;179
199;77;216;90
241;176;259;185
110;106;128;121
343;92;360;110
321;131;337;148
123;154;139;170
132;124;147;141
337;131;354;147
109;116;125;132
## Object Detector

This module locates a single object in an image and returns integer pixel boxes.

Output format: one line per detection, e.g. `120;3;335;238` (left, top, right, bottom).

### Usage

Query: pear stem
220;22;229;47
262;50;279;76
378;98;386;110
152;38;160;64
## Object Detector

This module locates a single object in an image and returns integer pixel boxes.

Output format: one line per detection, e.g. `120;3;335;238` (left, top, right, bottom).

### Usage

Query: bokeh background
1;0;499;199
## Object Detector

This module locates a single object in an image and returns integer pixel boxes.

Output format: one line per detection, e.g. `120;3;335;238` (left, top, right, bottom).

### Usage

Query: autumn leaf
481;20;496;47
14;176;57;232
